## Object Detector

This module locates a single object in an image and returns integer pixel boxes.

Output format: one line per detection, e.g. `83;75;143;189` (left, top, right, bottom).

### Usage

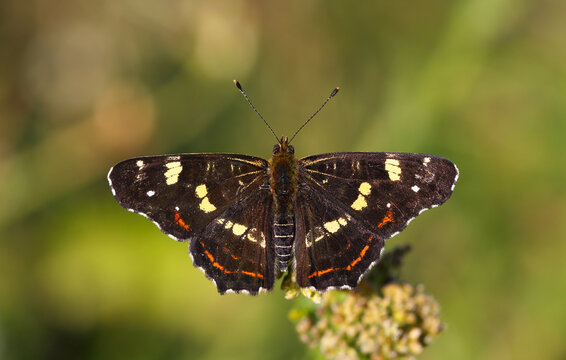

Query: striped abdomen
274;215;294;272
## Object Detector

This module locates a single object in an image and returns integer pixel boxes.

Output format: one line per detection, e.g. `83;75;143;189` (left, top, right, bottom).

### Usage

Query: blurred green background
1;0;566;359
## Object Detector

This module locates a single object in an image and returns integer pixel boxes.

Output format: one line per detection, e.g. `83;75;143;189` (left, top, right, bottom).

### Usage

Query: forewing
299;152;458;239
108;154;268;241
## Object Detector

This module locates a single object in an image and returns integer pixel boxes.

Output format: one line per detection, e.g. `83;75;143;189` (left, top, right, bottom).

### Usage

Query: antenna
233;80;279;143
288;87;340;144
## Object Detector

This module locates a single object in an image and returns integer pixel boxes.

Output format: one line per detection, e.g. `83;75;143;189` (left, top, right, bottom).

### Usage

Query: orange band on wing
308;236;374;278
199;242;264;279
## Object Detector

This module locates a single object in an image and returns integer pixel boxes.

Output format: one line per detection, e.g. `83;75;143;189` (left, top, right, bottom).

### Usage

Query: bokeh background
1;0;565;359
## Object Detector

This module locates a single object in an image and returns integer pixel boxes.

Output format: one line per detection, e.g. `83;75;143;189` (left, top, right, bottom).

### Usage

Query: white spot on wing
423;157;431;166
136;160;144;169
107;167;116;196
146;190;155;197
451;163;460;191
411;185;420;192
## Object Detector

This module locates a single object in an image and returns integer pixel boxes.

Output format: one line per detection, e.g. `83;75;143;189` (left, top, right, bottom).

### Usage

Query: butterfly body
269;138;298;273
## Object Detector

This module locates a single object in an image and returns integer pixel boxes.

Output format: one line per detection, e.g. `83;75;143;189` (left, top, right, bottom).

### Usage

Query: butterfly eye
288;145;295;154
273;145;281;154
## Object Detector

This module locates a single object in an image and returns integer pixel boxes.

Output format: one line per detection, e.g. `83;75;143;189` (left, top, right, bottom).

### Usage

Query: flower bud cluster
293;283;443;360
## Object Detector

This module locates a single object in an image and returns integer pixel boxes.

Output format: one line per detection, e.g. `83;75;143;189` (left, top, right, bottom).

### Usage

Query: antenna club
233;80;243;91
331;87;340;97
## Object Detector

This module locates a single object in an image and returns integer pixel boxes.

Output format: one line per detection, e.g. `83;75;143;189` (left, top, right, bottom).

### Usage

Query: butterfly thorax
268;137;298;273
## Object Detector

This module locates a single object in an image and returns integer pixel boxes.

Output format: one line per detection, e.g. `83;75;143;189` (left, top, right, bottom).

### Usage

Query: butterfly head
273;136;295;155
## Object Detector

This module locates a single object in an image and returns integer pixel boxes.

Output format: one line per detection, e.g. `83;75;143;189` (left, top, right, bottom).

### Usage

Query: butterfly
108;81;459;295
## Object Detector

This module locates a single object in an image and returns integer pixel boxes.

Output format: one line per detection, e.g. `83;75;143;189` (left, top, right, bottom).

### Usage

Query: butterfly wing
294;152;458;290
108;154;275;294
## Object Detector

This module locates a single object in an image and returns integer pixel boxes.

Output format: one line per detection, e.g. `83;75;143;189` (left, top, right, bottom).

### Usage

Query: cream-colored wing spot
199;197;217;213
385;158;401;181
232;223;248;236
351;194;367;211
245;227;266;248
323;217;348;235
195;184;208;198
423;157;431;166
135;160;145;180
164;161;183;185
195;184;216;212
351;182;372;211
358;182;371;196
246;228;258;242
323;220;340;233
411;185;420;193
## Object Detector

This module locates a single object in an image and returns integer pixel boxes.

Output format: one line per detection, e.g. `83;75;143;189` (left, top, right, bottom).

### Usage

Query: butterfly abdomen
269;140;298;272
273;215;294;272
